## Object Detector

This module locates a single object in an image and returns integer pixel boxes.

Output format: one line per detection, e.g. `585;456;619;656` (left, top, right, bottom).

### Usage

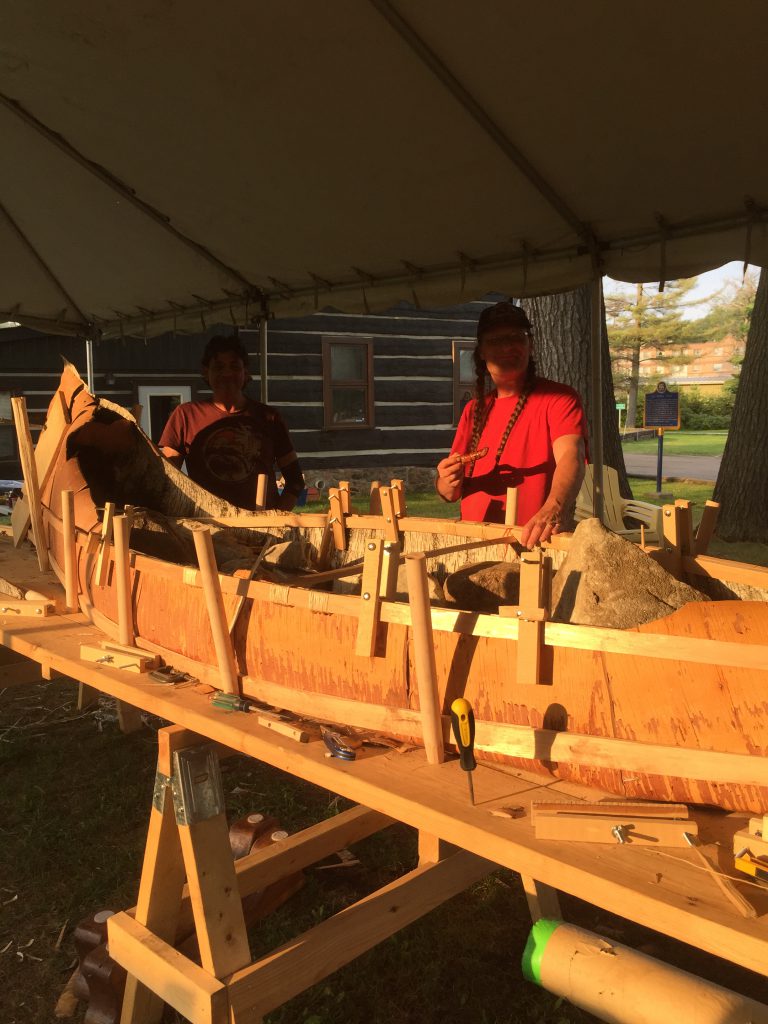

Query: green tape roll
521;918;562;986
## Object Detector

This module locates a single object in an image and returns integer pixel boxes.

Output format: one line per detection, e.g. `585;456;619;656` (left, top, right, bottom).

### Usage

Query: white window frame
137;385;191;440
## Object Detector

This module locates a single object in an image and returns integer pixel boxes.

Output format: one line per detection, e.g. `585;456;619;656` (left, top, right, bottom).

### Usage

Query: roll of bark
522;919;768;1024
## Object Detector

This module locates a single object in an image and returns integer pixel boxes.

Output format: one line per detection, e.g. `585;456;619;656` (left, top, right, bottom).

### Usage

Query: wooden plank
355;539;385;657
694;500;720;555
0;598;54;618
79;644;158;673
405;553;444;765
504;486;518;560
191;527;239;695
61;489;78;611
0;658;44;686
533;811;696;847
369;481;382;515
390;479;405;517
532;801;690;820
338;480;351;514
683;834;756;919
675;499;695;557
11;397;49;571
107;913;228;1024
379;541;400;600
10;496;30;547
95;502;116;588
113;514;134;646
513;550;544;685
227;850;494;1020
255;474;267;511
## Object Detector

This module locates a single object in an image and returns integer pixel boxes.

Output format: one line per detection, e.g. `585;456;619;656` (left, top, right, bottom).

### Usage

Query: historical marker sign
643;382;680;430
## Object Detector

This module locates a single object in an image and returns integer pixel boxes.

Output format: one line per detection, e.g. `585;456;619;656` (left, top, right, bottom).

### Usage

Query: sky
605;261;757;321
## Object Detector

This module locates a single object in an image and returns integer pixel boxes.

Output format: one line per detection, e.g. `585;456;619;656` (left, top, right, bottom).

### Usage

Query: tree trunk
521;285;631;497
626;344;641;429
712;269;768;541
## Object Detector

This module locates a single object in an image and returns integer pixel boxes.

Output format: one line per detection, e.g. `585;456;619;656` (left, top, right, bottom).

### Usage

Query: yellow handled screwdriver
450;697;477;805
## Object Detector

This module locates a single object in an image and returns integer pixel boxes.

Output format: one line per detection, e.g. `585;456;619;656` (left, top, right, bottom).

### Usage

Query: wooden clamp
95;502;116;588
533;808;697;848
502;549;550;685
369;481;382;515
113;513;135;647
694;499;720;555
328;488;347;551
80;642;161;674
674;499;695;557
503;486;518;561
192;526;240;695
405;553;444;764
355;539;385;657
378;485;401;543
0;598;54;618
379;540;401;600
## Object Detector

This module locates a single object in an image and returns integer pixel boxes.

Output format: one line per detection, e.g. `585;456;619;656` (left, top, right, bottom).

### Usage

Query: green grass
621;430;727;456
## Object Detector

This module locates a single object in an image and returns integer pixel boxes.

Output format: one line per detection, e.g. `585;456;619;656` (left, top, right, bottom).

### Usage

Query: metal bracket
152;771;171;812
171;744;225;826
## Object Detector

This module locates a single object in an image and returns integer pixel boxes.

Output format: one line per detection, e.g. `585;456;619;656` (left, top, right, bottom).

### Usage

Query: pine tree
606;279;698;428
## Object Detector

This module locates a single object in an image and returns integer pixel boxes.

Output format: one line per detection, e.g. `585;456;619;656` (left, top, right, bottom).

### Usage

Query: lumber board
533;811;697;847
107;914;228;1024
227;850;494;1019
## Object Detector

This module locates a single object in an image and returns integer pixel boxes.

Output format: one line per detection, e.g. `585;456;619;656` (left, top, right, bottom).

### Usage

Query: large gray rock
550;517;706;628
443;560;521;613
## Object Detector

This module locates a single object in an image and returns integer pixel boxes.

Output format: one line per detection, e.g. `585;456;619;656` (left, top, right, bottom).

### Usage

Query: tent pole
590;277;604;523
85;336;95;394
259;317;268;404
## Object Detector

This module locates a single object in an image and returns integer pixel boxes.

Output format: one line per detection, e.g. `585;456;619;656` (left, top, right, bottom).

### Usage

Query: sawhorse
107;726;496;1023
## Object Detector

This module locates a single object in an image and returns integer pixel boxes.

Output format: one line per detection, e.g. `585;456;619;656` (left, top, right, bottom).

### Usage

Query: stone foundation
301;465;437;494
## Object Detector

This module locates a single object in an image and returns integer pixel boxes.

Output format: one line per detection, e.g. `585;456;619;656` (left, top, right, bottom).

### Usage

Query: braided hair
466;302;537;474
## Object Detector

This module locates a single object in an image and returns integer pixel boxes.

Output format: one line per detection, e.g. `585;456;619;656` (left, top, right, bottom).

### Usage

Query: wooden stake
379;541;401;600
390;479;406;517
328;488;347;551
379;486;400;542
255;474;268;511
316;514;334;570
95;501;116;588
674;499;695;556
338;480;351;514
10;397;49;571
61;489;78;612
113;514;134;647
504;487;519;561
504;549;546;685
405;553;444;764
192;527;239;695
694;500;720;555
369;481;382;515
355;539;385;657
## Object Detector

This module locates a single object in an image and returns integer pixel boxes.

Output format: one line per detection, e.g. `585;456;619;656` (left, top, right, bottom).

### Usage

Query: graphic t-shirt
450;379;587;525
158;399;298;509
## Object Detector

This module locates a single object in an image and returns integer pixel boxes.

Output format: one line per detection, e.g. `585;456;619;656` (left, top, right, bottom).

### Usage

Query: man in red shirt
159;336;304;510
436;301;586;547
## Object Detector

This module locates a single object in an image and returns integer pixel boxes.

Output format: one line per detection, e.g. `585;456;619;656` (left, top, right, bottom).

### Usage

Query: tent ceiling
1;1;766;338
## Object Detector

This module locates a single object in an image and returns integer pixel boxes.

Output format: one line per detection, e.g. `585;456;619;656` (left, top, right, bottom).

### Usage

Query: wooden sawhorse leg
521;875;562;921
112;725;251;1024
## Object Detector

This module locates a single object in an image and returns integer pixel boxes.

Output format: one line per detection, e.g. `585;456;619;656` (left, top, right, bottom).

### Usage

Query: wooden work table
2;534;768;1023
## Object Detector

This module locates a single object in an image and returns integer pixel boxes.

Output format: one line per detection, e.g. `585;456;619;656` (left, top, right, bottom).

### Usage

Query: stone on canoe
550;517;706;628
443;560;520;613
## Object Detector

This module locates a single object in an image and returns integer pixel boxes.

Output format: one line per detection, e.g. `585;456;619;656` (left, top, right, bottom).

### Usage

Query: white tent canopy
1;1;766;338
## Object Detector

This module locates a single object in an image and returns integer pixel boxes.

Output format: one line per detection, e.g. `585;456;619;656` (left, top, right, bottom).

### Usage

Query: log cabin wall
0;296;499;485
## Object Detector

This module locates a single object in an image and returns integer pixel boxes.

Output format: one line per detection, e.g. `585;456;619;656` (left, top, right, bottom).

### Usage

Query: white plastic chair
574;465;662;542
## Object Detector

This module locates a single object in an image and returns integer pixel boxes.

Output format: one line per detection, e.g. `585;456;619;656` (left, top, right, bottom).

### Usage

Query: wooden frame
321;337;375;430
451;339;476;424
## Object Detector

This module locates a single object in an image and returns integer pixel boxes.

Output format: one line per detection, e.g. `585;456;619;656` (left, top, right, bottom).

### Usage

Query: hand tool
209;692;255;713
321;727;358;761
450;697;476;805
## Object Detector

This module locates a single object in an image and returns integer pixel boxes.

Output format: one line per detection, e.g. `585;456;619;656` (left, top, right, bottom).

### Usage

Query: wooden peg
504;487;519;560
255;474;268;510
355;539;385;657
405;553;444;764
694;499;720;555
192;527;239;694
369;481;382;515
379;486;400;543
328;488;347;551
61;489;78;611
316;514;334;569
10;397;49;571
390;479;406;517
95;502;116;588
113;514;135;646
338;480;351;514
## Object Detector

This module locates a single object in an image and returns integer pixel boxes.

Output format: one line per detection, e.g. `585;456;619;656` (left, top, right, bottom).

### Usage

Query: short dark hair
201;334;249;369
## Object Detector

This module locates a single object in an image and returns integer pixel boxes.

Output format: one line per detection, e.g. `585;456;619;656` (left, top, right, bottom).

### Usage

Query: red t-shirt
451;379;587;525
159;399;300;510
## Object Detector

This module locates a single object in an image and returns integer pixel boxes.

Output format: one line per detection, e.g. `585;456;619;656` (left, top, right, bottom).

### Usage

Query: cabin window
137;385;192;444
453;341;476;424
322;339;374;429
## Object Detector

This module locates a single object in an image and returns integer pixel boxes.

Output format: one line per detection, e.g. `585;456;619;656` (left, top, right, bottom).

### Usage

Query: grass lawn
621;430;727;456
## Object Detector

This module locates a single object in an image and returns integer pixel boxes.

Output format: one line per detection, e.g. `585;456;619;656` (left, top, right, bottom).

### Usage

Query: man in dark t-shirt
159;335;304;510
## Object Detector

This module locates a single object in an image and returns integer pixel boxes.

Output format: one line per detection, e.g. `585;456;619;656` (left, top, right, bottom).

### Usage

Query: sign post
615;401;626;433
643;383;680;497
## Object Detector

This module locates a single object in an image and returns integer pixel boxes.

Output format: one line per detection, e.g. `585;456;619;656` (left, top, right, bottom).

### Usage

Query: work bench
2;536;767;1022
